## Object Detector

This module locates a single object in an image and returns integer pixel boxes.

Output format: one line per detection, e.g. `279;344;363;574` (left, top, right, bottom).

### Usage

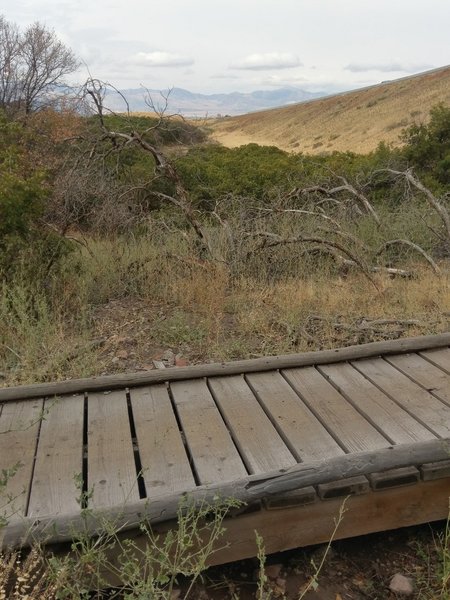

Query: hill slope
210;66;450;154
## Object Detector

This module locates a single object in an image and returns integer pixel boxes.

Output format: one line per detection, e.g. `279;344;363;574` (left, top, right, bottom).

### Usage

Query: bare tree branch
377;169;450;242
376;238;441;274
81;79;214;257
246;232;379;288
0;18;79;114
289;179;381;225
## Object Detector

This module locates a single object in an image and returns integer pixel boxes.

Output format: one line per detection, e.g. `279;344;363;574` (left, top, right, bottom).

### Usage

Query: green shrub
402;103;450;185
0;110;73;283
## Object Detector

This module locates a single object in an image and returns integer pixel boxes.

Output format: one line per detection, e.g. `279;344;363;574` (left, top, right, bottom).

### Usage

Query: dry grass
0;548;59;599
168;266;450;359
2;232;448;388
210;66;450;154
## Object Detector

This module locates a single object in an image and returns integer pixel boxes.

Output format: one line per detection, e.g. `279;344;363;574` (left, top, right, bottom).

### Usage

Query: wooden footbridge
1;334;450;564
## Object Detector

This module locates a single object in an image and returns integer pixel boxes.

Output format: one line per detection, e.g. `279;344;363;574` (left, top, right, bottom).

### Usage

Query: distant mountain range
105;87;324;116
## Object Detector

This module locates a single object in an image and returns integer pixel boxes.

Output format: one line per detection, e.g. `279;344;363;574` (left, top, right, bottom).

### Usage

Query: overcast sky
3;0;450;95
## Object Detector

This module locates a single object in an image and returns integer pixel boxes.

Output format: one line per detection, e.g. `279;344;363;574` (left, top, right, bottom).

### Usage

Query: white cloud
3;0;448;93
132;51;194;67
345;61;433;73
256;74;309;86
210;73;241;80
231;52;302;71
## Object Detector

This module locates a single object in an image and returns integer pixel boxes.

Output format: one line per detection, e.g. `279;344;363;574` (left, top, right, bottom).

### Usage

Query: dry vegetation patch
210;67;450;154
1;234;449;386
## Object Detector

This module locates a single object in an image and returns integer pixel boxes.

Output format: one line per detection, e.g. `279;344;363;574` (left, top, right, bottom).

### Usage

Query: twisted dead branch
246;232;379;288
378;168;450;242
81;78;213;258
376;239;441;275
288;177;380;225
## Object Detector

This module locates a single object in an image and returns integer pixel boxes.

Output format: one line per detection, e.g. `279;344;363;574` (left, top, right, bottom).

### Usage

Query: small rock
162;349;175;366
389;573;414;596
116;349;129;360
175;355;188;367
111;357;120;364
264;563;283;580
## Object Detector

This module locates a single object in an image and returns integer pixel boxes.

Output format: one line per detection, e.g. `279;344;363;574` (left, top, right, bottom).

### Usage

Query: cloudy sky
3;0;450;95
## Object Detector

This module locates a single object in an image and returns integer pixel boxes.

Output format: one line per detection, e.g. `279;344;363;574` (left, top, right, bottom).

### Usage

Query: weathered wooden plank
420;347;450;373
319;362;435;443
1;334;449;401
170;379;247;484
283;367;389;452
0;399;43;523
246;371;344;461
87;391;140;508
27;395;84;517
387;352;450;406
353;358;450;437
129;385;196;497
208;375;297;474
3;438;450;549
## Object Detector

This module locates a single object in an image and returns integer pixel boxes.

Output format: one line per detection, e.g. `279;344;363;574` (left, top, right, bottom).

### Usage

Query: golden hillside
210;66;450;154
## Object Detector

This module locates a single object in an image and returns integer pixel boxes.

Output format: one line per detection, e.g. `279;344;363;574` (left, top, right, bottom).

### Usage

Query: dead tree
79;79;213;257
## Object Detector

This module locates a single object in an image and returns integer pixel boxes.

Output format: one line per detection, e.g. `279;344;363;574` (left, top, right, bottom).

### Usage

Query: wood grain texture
386;352;450;406
319;362;436;443
27;395;84;517
130;385;196;497
208;375;297;474
246;371;344;461
421;347;450;373
353;358;450;437
87;391;140;508
170;379;247;484
283;367;389;452
1;334;449;401
0;399;43;522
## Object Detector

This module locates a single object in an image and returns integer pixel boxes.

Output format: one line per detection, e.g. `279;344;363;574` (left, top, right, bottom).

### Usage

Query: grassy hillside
210;66;450;154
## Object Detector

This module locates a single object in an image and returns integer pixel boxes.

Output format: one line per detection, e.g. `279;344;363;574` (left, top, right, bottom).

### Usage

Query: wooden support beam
208;478;450;566
83;478;450;588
